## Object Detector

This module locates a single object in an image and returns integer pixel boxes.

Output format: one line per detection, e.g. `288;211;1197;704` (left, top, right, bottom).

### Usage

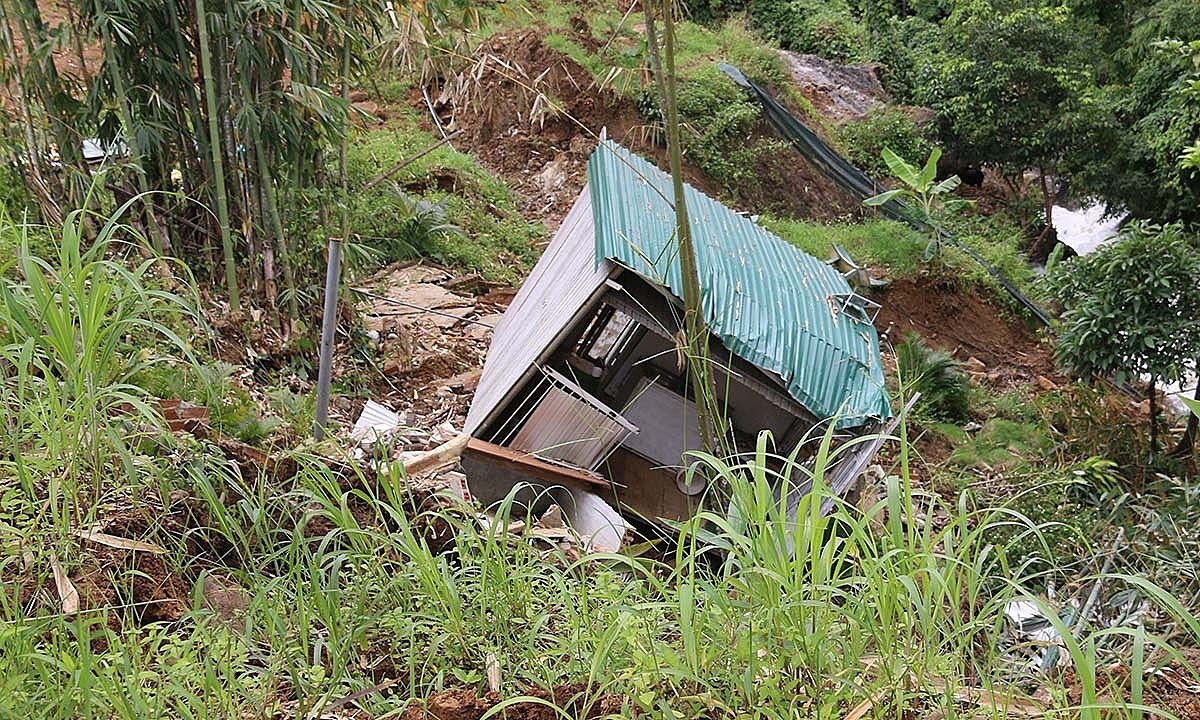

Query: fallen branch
364;131;462;190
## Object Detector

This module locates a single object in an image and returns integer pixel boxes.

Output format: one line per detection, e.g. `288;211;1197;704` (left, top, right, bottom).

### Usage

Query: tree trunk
1029;168;1059;264
1170;374;1199;457
1148;379;1158;454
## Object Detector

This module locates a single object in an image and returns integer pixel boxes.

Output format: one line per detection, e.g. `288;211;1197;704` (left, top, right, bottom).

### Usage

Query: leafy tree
1043;221;1200;452
916;0;1111;253
1073;0;1200;223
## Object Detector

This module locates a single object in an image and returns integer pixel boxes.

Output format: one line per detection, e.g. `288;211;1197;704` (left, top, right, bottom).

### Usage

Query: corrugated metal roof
588;141;891;428
465;191;614;434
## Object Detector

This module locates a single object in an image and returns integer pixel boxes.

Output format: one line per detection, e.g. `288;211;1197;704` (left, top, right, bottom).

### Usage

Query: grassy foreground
2;202;1199;720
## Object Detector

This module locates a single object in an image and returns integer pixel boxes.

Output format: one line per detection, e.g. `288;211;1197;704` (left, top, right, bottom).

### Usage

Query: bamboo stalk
11;0;71;210
647;0;722;456
0;1;61;224
195;0;241;310
96;18;173;258
255;140;296;320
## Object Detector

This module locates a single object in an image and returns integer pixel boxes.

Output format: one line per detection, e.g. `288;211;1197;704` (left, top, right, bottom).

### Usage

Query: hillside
1;1;1198;718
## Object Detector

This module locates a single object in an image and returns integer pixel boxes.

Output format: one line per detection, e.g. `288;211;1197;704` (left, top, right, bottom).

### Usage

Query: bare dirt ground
414;27;861;233
873;277;1061;388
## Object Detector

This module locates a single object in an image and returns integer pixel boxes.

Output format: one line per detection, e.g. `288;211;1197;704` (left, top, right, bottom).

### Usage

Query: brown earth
399;683;623;720
873;277;1062;388
409;27;860;233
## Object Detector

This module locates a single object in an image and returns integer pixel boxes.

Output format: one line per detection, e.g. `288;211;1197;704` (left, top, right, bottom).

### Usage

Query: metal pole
313;237;343;439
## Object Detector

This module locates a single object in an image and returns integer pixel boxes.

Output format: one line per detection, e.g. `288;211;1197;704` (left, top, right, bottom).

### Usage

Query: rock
538;156;568;195
964;356;987;374
780;51;888;124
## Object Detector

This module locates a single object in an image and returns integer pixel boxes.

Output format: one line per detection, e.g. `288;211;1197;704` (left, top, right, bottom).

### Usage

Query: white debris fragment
567;488;630;553
351;400;400;446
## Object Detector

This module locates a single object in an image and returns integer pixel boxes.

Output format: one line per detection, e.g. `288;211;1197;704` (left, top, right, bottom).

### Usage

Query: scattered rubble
352;262;507;429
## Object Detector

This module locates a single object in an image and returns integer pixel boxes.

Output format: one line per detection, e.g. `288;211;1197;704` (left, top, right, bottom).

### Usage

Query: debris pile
353;262;509;429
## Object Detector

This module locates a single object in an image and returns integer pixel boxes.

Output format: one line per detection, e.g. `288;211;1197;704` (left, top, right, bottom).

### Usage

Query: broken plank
464;438;610;490
402;433;470;477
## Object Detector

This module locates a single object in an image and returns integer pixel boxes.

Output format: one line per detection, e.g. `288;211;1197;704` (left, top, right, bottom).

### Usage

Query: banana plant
864;147;972;262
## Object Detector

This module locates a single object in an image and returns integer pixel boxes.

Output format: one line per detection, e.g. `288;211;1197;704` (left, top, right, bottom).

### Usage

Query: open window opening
569;304;642;380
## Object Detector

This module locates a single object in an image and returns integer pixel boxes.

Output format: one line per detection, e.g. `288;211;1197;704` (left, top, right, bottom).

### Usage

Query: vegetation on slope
0;0;1198;717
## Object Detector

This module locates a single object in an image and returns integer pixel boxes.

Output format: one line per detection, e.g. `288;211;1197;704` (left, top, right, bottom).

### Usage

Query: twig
363;130;462;190
305;677;399;720
423;86;451;140
350;286;495;328
1074;528;1125;641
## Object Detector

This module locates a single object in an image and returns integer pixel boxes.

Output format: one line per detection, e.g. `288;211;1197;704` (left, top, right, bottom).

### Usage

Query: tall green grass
0;200;199;576
1;204;1197;720
2;434;1198;718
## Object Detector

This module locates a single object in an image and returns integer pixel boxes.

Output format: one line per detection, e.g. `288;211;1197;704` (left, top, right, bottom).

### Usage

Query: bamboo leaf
50;553;79;615
74;530;167;554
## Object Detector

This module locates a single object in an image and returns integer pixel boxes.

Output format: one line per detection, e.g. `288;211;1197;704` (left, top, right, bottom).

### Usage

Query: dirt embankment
410;27;860;232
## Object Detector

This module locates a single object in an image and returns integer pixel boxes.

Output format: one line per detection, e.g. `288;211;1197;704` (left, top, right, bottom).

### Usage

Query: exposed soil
399;683;622;720
412;27;860;232
782;51;888;124
872;277;1063;389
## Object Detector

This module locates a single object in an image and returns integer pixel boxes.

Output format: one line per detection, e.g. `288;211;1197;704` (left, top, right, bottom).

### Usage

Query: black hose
718;63;1055;328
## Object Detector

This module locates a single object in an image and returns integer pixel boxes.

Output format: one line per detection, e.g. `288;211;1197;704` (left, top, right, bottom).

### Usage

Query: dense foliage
688;0;1200;224
1043;221;1200;386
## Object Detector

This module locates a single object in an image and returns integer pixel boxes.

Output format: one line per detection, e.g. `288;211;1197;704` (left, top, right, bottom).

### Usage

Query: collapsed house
461;141;892;545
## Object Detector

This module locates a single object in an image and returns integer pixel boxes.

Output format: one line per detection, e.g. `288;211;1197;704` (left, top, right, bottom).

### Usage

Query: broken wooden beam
402;433;471;477
463;437;610;490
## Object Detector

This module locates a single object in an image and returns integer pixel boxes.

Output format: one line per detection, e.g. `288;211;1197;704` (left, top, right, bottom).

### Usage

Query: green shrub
839;107;932;178
949;418;1057;469
683;0;749;23
896;331;971;423
675;65;769;193
749;0;868;63
309;128;541;283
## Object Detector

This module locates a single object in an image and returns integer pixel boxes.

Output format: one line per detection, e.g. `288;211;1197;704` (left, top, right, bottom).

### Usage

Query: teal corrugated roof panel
588;141;891;428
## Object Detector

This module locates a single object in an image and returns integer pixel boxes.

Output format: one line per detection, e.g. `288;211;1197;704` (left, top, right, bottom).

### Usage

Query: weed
764;216;927;277
949;418;1057;469
0;200;199;506
896;331;971;423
